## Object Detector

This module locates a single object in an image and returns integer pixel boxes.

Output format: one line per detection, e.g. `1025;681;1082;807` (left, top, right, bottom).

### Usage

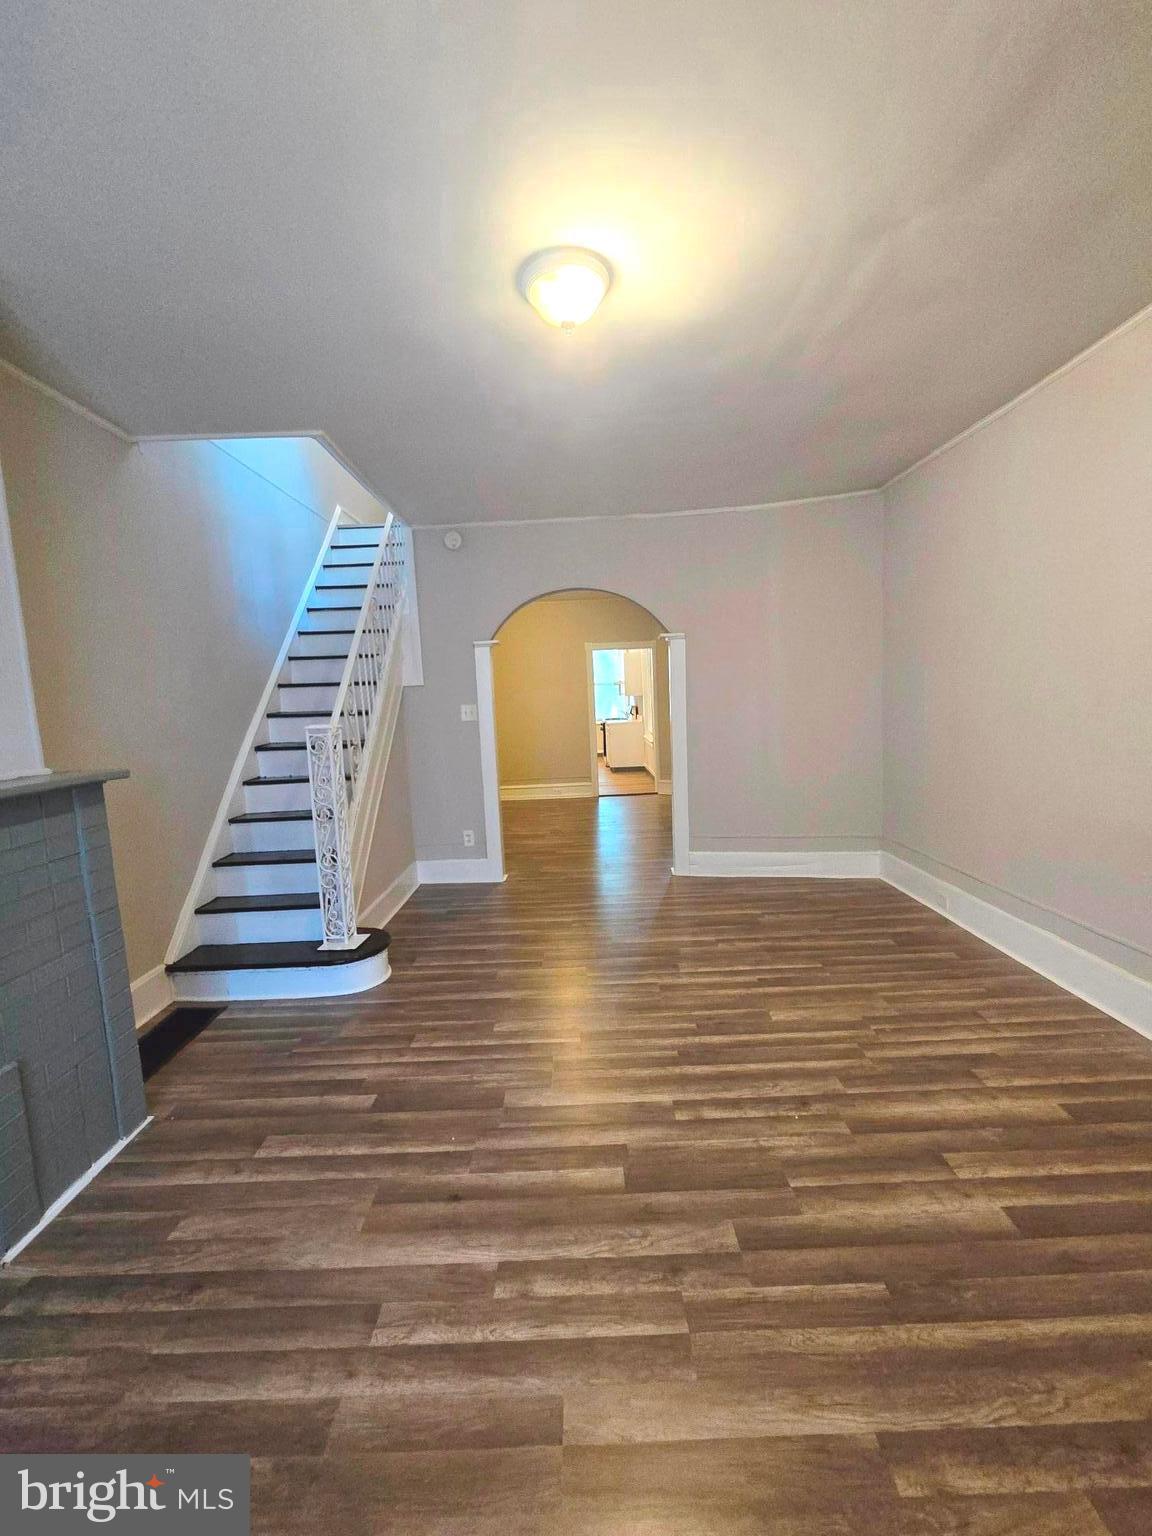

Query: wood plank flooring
596;757;655;795
4;795;1152;1534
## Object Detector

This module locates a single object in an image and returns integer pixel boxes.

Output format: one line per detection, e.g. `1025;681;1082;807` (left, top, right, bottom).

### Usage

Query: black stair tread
243;773;350;786
295;627;357;636
256;741;310;752
278;680;341;689
256;738;353;753
266;709;366;720
213;849;316;867
323;561;375;568
306;606;360;613
283;653;351;662
315;583;369;591
229;810;312;824
168;928;390;974
196;893;320;914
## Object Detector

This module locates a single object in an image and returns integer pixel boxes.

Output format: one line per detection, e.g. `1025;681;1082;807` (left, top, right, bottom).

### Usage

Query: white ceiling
2;0;1151;524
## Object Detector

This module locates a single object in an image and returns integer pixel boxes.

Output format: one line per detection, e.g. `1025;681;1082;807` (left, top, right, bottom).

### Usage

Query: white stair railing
306;515;408;948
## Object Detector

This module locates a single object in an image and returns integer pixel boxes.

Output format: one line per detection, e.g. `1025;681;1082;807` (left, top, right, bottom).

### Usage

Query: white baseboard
500;781;595;801
687;849;882;878
881;853;1152;1041
416;857;507;884
680;844;1152;1040
2;1117;153;1265
131;964;174;1031
657;779;673;796
360;861;419;927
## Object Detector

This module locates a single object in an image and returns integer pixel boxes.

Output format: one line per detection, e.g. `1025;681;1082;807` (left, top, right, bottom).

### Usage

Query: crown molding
415;488;882;531
8;289;1152;524
0;357;133;441
882;295;1152;492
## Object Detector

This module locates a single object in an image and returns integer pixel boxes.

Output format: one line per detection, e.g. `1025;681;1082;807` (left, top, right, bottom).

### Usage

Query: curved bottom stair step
166;929;392;1003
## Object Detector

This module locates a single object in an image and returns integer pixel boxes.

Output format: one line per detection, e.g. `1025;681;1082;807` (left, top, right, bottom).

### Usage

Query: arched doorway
473;591;688;878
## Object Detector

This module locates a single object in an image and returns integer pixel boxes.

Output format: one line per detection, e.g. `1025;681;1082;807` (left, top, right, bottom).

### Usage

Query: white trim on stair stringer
361;862;420;929
500;781;595;801
880;853;1152;1042
417;858;507;884
2;1117;153;1265
164;502;351;967
131;964;174;1030
687;850;882;878
657;778;672;796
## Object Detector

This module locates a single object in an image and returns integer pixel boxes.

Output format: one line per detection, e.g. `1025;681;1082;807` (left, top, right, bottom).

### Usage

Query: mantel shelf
0;768;129;803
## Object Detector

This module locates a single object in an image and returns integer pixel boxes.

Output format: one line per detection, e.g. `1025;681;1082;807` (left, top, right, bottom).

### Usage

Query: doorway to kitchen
588;643;660;797
490;590;673;807
481;589;688;876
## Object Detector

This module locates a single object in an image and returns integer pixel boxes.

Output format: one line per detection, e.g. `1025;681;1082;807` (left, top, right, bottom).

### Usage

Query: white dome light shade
517;247;612;330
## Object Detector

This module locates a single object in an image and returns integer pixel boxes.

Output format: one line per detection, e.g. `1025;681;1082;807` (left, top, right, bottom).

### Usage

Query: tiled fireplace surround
0;770;147;1257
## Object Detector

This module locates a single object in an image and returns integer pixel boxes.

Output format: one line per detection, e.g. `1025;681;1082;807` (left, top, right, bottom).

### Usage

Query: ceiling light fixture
517;246;612;331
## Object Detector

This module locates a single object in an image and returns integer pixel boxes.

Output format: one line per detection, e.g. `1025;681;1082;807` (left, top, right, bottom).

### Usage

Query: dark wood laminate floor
4;795;1152;1534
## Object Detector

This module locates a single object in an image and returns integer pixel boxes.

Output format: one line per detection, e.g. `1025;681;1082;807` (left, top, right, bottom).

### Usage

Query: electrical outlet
460;703;478;722
462;829;476;847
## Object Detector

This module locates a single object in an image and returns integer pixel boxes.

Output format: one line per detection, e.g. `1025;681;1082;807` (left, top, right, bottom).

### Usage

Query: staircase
165;514;410;1001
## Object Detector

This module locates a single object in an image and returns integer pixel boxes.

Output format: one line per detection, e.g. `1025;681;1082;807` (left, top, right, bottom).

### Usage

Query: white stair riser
256;748;309;777
333;528;384;548
256;747;352;778
170;948;391;1003
278;683;338;712
291;632;353;657
229;819;316;853
288;658;348;684
300;611;357;633
214;862;320;897
265;716;364;745
267;715;327;743
244;780;312;813
309;588;366;610
325;547;377;566
197;908;324;944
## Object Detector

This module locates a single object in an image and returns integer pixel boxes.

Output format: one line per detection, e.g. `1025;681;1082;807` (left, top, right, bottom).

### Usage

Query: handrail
306;515;408;948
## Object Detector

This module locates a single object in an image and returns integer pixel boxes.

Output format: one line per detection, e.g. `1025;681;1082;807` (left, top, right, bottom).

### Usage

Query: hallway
596;757;655;795
4;796;1152;1534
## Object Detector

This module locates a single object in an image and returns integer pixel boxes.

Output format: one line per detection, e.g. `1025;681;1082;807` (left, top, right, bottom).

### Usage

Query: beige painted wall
0;367;412;982
404;496;884;861
494;591;671;788
884;310;1152;977
0;451;45;777
361;703;416;910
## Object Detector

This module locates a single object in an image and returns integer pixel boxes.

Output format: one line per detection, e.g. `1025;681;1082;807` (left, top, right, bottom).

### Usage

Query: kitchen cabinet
623;649;646;698
604;717;646;768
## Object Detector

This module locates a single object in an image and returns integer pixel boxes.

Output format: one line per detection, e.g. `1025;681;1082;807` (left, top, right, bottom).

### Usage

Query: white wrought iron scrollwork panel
305;725;359;948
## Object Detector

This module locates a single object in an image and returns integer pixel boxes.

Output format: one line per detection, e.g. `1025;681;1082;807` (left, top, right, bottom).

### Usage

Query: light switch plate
460;704;478;721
